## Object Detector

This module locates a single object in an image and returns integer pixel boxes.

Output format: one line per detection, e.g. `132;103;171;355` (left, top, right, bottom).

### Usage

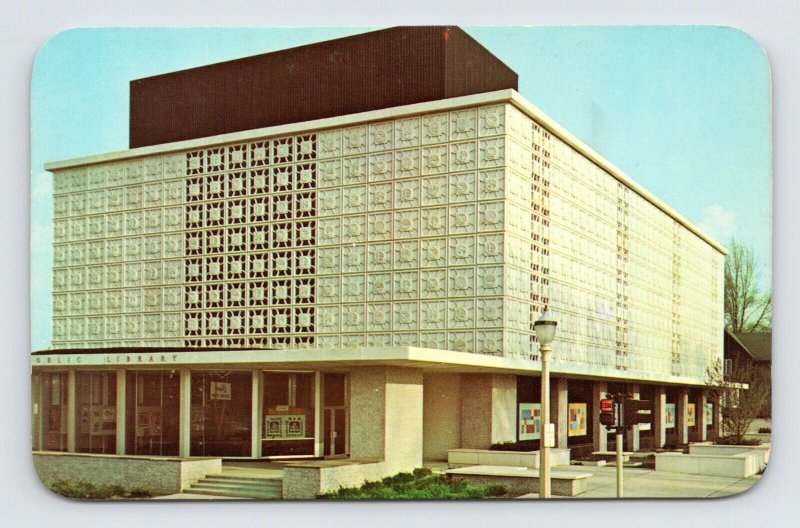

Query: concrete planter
447;448;570;469
655;450;763;478
282;459;393;499
688;442;769;469
446;465;591;497
33;451;221;495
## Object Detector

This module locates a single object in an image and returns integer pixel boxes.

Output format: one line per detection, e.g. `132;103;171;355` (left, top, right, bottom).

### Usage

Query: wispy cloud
698;204;736;244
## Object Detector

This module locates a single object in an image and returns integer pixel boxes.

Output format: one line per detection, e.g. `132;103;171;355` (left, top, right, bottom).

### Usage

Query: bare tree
706;358;770;444
724;239;771;332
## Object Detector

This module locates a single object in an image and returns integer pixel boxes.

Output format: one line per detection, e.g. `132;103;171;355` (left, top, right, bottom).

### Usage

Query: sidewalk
516;464;761;499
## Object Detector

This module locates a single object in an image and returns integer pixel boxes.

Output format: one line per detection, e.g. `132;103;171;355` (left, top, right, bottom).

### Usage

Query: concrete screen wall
47;90;724;386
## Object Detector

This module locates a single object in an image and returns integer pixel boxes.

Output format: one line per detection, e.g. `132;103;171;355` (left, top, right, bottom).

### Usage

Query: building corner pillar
693;392;708;442
625;384;640;451
550;378;569;450
676;388;689;445
66;370;76;452
116;369;126;455
178;369;191;458
592;381;608;452
653;386;667;448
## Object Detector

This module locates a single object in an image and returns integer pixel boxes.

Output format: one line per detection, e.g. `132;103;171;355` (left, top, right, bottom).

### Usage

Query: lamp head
534;306;558;346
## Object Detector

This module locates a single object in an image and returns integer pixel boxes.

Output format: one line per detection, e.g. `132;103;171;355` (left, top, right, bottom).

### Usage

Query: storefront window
76;372;117;454
191;371;252;457
125;371;180;456
262;371;315;456
39;372;68;451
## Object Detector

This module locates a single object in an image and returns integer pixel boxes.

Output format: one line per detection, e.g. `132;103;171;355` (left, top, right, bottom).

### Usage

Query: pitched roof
735;332;772;362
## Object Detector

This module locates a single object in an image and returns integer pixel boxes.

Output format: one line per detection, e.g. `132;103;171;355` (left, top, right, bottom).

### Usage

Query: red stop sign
600;398;614;412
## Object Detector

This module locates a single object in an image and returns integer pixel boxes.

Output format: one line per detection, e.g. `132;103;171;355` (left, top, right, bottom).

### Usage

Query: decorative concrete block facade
48;92;723;387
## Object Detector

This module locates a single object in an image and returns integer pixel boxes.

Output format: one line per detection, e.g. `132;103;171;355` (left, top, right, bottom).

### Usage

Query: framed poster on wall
265;416;283;438
687;403;696;427
568;403;587;437
665;403;676;428
519;403;541;441
705;402;714;425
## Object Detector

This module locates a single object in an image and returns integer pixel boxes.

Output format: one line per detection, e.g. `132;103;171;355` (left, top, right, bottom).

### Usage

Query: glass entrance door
323;374;348;457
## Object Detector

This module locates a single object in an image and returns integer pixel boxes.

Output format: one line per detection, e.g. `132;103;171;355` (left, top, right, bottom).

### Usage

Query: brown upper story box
129;26;518;148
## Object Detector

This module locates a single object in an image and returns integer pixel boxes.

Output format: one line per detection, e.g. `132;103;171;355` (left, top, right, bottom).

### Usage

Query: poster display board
136;407;163;438
705;402;714;425
568;403;587;437
687;403;696;427
264;415;307;439
80;405;116;434
210;381;232;400
665;403;676;428
518;403;541;441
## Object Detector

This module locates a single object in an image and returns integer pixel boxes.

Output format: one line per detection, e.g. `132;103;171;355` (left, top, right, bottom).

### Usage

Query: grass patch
47;480;153;499
318;469;508;500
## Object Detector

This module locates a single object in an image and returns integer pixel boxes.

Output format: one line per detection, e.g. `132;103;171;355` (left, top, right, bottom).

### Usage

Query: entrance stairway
186;466;283;499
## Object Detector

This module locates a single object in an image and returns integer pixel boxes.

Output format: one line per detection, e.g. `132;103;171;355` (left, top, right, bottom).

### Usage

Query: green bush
714;436;761;446
47;480;153;499
758;427;771;434
412;467;432;478
318;468;509;500
488;441;536;452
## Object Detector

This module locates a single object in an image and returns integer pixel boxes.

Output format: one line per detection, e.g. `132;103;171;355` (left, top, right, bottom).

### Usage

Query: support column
31;373;42;451
116;369;126;455
626;384;640;451
178;369;191;458
693;392;707;442
653;386;667;449
251;370;262;458
711;393;723;440
592;381;608;452
67;370;76;452
675;388;689;445
550;378;569;450
313;371;322;458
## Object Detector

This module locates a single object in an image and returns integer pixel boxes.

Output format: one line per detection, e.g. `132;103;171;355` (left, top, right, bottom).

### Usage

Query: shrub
47;480;153;499
488;441;536;452
714;436;761;446
758;427;771;434
412;467;432;478
318;468;508;499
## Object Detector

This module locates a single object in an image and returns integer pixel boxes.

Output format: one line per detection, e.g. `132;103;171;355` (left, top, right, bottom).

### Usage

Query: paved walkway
516;464;761;499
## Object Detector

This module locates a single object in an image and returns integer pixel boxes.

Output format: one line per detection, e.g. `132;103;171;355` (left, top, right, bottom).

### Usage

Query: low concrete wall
688;443;769;470
33;451;221;495
283;460;392;499
447;448;570;469
655;452;761;478
446;466;591;497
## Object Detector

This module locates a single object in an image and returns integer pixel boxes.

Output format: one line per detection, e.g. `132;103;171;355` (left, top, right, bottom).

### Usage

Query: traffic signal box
599;398;616;427
624;398;651;428
599;397;651;430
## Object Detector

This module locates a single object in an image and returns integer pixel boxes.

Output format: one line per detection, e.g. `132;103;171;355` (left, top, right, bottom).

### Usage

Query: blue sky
30;26;772;351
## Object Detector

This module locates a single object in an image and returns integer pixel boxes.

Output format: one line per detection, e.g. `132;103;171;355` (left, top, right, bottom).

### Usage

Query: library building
32;26;726;498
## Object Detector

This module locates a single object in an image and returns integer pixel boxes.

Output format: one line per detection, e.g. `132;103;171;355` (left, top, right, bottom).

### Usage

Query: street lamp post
534;307;557;499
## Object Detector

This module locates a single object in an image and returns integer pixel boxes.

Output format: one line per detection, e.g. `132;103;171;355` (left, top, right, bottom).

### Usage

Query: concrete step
203;475;282;486
187;482;282;499
186;471;284;499
187;486;280;500
192;480;282;491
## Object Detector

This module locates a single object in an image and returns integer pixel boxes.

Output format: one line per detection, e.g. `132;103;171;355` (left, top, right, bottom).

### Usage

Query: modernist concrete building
32;27;726;493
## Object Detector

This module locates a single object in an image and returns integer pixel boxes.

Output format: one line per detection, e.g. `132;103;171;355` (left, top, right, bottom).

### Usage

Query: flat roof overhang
30;346;711;387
